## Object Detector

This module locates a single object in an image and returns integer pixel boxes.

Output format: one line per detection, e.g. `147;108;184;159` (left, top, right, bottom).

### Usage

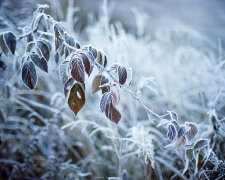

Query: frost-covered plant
0;0;225;179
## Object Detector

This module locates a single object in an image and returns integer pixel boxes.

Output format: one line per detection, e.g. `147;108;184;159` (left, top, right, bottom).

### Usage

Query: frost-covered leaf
96;51;107;68
89;46;97;59
100;92;113;113
77;53;93;76
100;76;110;94
100;92;121;123
82;49;95;63
118;66;127;85
68;83;85;116
195;150;205;173
37;40;50;61
83;46;97;59
65;35;76;58
30;53;48;73
65;34;75;47
22;60;37;89
185;148;194;160
43;39;52;51
168;111;178;121
105;100;121;124
64;78;75;98
26;42;35;52
92;75;103;94
178;125;190;138
70;55;85;83
54;24;64;51
194;139;210;150
0;34;8;55
31;14;43;32
171;120;179;131
185;122;198;140
182;159;189;175
54;52;59;64
172;136;185;149
59;60;69;84
167;123;177;141
4;32;17;55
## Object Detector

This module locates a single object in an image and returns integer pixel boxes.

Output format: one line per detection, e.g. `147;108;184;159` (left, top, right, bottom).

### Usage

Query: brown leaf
70;55;85;83
26;42;35;52
68;83;85;116
100;92;121;124
105;102;121;124
0;34;8;55
54;24;64;51
185;122;198;140
196;150;205;172
92;75;103;94
77;52;93;76
118;66;127;85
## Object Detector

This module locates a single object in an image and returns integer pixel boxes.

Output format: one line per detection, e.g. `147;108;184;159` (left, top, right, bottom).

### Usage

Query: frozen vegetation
0;0;224;179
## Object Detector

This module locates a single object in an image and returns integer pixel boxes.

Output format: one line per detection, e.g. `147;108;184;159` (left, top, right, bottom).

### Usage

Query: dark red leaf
118;66;127;85
70;55;85;83
30;53;48;73
22;60;37;89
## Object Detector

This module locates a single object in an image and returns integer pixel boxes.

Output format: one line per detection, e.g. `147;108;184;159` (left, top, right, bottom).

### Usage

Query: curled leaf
68;83;85;116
